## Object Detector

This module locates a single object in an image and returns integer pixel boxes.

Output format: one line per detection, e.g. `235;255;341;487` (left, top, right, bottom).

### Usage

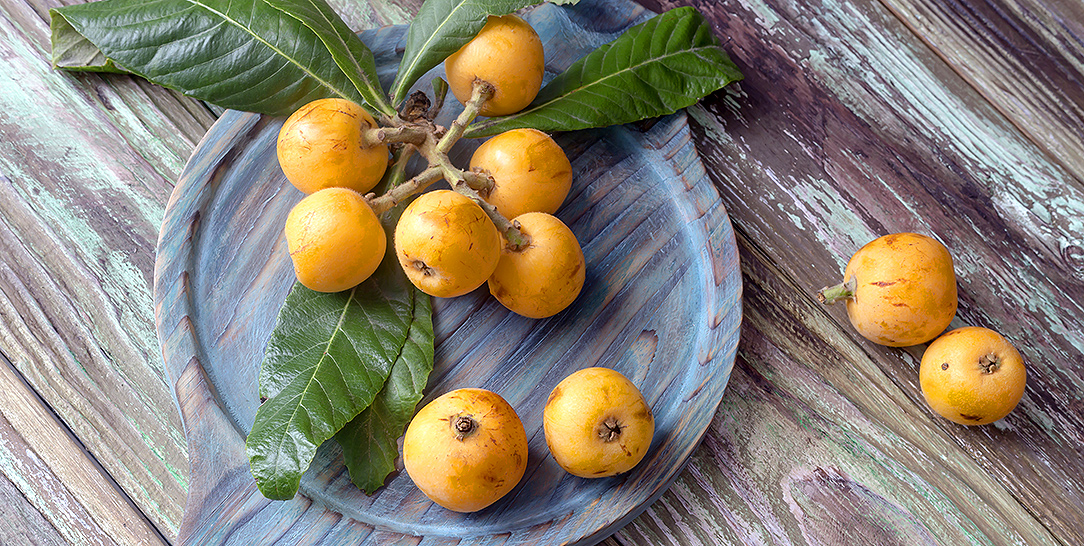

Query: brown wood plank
629;0;1083;543
878;0;1084;186
0;354;164;545
0;468;69;546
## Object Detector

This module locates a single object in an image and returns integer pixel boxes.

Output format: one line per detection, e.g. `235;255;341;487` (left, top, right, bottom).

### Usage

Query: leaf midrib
280;0;387;112
269;287;358;489
392;0;474;101
176;0;355;101
472;42;721;132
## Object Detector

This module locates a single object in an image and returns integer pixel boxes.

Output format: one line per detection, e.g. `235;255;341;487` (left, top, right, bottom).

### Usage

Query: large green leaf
335;286;433;494
465;7;744;137
389;0;537;105
246;252;429;500
49;0;384;117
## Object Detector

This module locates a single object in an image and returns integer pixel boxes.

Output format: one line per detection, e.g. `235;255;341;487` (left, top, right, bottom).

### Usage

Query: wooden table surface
1;0;1082;543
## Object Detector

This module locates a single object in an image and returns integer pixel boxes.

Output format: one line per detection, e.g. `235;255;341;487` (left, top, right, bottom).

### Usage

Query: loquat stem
456;183;531;250
368;166;443;216
377;112;397;128
436;80;493;154
363;79;527;248
361;124;429;147
817;276;857;304
461;169;495;194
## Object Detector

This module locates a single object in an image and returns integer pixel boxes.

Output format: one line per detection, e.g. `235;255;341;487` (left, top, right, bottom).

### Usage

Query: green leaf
465;7;744;137
264;0;395;117
50;14;126;73
246;252;428;500
389;0;538;105
431;76;449;115
49;0;382;117
335;287;433;494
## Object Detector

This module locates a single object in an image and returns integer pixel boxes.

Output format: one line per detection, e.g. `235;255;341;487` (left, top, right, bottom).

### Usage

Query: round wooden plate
153;2;741;544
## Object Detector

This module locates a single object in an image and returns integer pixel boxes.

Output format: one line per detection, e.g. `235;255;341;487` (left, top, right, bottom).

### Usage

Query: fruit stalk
817;277;857;304
420;79;529;248
461;170;495;194
458;184;531;250
368;166;443;215
362;80;527;246
362;124;429;147
437;80;494;154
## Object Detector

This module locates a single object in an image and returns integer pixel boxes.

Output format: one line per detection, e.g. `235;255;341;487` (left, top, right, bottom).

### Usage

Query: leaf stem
370;145;411;197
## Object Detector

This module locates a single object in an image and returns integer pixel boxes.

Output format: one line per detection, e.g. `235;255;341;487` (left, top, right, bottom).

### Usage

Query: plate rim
152;4;743;544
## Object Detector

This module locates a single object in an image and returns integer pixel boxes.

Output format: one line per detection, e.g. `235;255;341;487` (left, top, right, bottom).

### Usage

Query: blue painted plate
153;2;741;544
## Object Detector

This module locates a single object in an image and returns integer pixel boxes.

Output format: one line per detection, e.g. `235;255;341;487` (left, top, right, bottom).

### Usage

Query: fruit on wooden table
444;14;545;117
919;326;1027;425
394;190;501;298
543;367;654;478
470;128;573;220
283;187;385;293
277;98;389;195
488;212;585;318
818;232;958;346
402;388;528;512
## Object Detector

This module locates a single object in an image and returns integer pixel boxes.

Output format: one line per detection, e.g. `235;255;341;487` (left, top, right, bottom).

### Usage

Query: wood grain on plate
153;3;741;544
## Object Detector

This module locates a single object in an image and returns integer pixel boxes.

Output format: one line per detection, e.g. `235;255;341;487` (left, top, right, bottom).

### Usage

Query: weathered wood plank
0;354;165;545
631;0;1084;543
878;0;1084;186
0;0;215;538
2;0;1081;544
0;463;69;546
